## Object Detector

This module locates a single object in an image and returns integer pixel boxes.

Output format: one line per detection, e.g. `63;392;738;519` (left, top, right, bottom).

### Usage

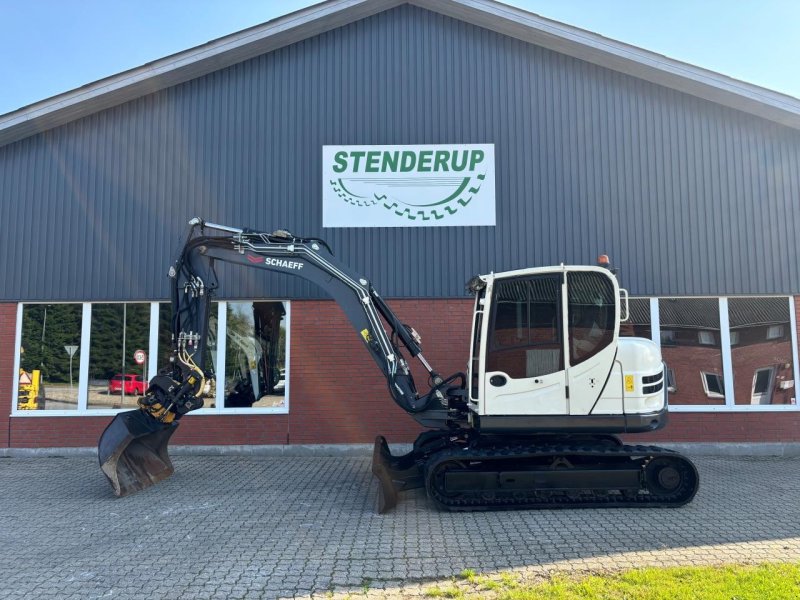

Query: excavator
98;218;699;512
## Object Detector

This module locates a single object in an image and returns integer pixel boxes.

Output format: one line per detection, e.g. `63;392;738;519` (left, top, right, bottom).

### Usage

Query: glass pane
18;304;82;411
659;298;725;405
87;304;150;410
487;276;562;378
224;301;287;408
620;298;652;339
729;297;794;405
568;271;615;365
157;301;219;406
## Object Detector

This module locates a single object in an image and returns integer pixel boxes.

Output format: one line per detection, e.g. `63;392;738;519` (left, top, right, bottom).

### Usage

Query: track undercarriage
372;431;699;513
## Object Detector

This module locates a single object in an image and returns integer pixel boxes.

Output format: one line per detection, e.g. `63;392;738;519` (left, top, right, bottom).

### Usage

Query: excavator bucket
371;436;423;514
98;409;179;497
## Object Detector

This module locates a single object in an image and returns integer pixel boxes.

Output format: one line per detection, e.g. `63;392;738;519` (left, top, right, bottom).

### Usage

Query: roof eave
412;0;800;130
0;0;401;148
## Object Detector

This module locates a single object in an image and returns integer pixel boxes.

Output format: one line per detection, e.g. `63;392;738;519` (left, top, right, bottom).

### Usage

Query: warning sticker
624;375;635;393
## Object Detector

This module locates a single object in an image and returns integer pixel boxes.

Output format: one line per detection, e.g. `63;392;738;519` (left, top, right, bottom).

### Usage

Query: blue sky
2;0;799;116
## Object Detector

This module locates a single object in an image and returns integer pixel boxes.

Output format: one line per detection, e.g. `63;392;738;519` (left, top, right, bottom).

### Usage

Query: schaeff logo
322;144;496;228
247;254;304;270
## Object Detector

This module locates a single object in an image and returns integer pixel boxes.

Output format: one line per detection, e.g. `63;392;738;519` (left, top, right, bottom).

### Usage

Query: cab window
567;271;616;366
487;275;563;378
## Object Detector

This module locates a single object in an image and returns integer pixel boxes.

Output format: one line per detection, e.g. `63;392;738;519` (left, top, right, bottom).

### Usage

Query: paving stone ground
1;453;799;599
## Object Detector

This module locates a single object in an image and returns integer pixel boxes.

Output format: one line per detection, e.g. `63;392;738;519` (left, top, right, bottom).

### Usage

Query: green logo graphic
328;148;488;221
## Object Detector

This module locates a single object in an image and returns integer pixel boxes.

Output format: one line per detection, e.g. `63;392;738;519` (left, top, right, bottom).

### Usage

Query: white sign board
322;144;496;228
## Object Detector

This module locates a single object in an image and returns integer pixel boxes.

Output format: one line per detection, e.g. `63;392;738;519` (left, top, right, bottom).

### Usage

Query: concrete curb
0;443;411;459
666;442;800;457
3;442;800;459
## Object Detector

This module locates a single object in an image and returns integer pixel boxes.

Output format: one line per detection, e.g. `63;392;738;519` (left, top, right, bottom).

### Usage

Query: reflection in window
224;301;286;408
767;325;785;340
488;276;562;379
666;367;677;393
620;298;652;339
698;331;715;345
88;303;150;409
729;297;794;405
18;304;82;411
701;371;724;398
658;298;725;405
157;302;218;405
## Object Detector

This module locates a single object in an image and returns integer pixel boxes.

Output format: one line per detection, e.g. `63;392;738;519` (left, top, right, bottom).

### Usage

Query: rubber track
424;443;699;511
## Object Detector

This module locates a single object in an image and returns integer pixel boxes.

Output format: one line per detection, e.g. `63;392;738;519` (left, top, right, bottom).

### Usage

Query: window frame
11;300;291;417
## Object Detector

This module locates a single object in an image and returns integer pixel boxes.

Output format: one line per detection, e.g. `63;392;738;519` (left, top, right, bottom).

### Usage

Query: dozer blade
371;436;399;514
98;409;179;497
370;436;423;514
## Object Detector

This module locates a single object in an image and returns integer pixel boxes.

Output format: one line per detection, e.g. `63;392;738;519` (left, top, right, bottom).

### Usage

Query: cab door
483;274;568;415
565;270;619;415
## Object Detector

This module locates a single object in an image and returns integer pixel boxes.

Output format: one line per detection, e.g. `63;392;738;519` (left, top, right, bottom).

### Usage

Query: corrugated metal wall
1;4;799;301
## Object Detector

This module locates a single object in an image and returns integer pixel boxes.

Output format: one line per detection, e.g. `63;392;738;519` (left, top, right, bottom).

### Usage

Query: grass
423;563;800;600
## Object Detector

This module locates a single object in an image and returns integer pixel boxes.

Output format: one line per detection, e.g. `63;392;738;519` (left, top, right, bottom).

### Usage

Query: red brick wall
3;298;800;448
0;304;15;447
627;411;800;443
288;299;473;444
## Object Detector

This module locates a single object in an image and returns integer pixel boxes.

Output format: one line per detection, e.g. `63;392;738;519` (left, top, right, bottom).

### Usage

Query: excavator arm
98;218;465;497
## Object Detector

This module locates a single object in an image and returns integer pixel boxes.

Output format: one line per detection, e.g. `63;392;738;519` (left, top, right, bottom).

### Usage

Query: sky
2;0;799;116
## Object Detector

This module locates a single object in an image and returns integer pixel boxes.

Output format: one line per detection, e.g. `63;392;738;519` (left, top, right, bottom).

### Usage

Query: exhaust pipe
98;409;179;497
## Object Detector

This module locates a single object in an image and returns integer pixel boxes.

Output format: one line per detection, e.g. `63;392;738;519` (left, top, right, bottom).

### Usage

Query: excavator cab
468;266;641;428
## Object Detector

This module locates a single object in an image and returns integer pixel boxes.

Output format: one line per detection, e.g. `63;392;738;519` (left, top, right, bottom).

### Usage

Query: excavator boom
99;218;462;496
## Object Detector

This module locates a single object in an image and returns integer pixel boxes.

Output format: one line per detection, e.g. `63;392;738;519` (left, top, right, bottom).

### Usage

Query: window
701;372;725;399
14;300;290;415
88;303;150;410
751;367;775;405
660;330;676;345
18;304;83;411
666;367;677;393
567;271;616;366
729;297;793;406
698;331;715;345
619;298;652;339
488;275;562;379
224;301;286;408
157;301;219;406
659;298;725;406
470;290;485;400
767;325;785;340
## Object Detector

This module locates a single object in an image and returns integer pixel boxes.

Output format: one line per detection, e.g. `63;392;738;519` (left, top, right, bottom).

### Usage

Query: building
2;0;800;451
